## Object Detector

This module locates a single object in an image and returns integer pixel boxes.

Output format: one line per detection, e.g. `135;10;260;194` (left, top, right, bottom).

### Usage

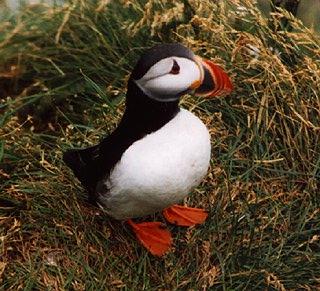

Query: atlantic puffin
63;43;232;256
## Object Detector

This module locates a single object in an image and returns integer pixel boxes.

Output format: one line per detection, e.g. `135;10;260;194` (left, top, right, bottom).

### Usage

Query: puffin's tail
63;146;99;192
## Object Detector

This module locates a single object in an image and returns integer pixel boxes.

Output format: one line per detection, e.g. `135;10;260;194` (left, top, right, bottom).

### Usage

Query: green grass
1;0;319;289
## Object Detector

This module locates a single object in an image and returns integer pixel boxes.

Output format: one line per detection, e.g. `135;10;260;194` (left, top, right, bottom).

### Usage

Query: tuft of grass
1;0;319;289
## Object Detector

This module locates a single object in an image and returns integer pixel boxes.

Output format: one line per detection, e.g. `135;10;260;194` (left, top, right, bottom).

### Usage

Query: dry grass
0;0;319;289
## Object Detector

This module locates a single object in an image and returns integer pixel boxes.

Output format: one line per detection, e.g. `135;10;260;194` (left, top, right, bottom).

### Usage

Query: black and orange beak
190;57;233;98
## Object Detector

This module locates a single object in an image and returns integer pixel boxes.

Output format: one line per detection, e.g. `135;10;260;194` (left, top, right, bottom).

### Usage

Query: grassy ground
0;0;319;289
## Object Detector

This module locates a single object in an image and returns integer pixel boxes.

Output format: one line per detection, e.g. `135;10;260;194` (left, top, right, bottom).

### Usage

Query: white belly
98;109;211;220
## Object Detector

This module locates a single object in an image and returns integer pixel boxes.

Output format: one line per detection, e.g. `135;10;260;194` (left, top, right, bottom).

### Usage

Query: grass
0;0;319;289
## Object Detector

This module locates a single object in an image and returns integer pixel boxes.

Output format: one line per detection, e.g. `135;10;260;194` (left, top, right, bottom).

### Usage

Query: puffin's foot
127;219;172;256
163;204;208;226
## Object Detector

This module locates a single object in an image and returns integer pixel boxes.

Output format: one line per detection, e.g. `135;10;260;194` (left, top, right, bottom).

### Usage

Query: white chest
98;109;211;220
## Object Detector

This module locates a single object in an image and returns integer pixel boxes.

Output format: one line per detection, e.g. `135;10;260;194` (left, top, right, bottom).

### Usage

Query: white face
134;57;203;102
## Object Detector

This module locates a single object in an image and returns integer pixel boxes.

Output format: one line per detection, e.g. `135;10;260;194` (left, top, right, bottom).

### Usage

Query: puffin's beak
190;56;233;98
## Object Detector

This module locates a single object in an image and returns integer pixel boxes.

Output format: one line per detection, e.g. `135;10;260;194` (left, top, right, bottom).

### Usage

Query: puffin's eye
169;60;180;75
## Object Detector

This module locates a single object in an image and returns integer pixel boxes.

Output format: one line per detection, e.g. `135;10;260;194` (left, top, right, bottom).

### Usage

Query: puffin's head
130;43;233;102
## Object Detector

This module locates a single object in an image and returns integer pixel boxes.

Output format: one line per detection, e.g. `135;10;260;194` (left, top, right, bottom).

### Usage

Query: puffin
63;43;232;256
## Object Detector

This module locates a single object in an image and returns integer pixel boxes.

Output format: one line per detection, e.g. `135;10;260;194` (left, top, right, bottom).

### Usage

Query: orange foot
127;219;172;256
163;204;208;226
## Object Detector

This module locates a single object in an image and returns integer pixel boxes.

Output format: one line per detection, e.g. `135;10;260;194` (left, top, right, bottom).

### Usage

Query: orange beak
191;57;233;98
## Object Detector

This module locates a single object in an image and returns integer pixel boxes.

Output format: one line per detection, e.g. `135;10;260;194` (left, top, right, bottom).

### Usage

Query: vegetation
0;0;319;289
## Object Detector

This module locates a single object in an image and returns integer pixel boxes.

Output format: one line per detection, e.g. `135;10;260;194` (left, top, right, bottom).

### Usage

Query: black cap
131;43;195;80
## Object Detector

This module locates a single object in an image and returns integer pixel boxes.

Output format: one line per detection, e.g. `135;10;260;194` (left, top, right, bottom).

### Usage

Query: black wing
63;124;141;202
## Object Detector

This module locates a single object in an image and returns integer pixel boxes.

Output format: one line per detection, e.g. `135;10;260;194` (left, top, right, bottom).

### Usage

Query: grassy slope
0;0;319;289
